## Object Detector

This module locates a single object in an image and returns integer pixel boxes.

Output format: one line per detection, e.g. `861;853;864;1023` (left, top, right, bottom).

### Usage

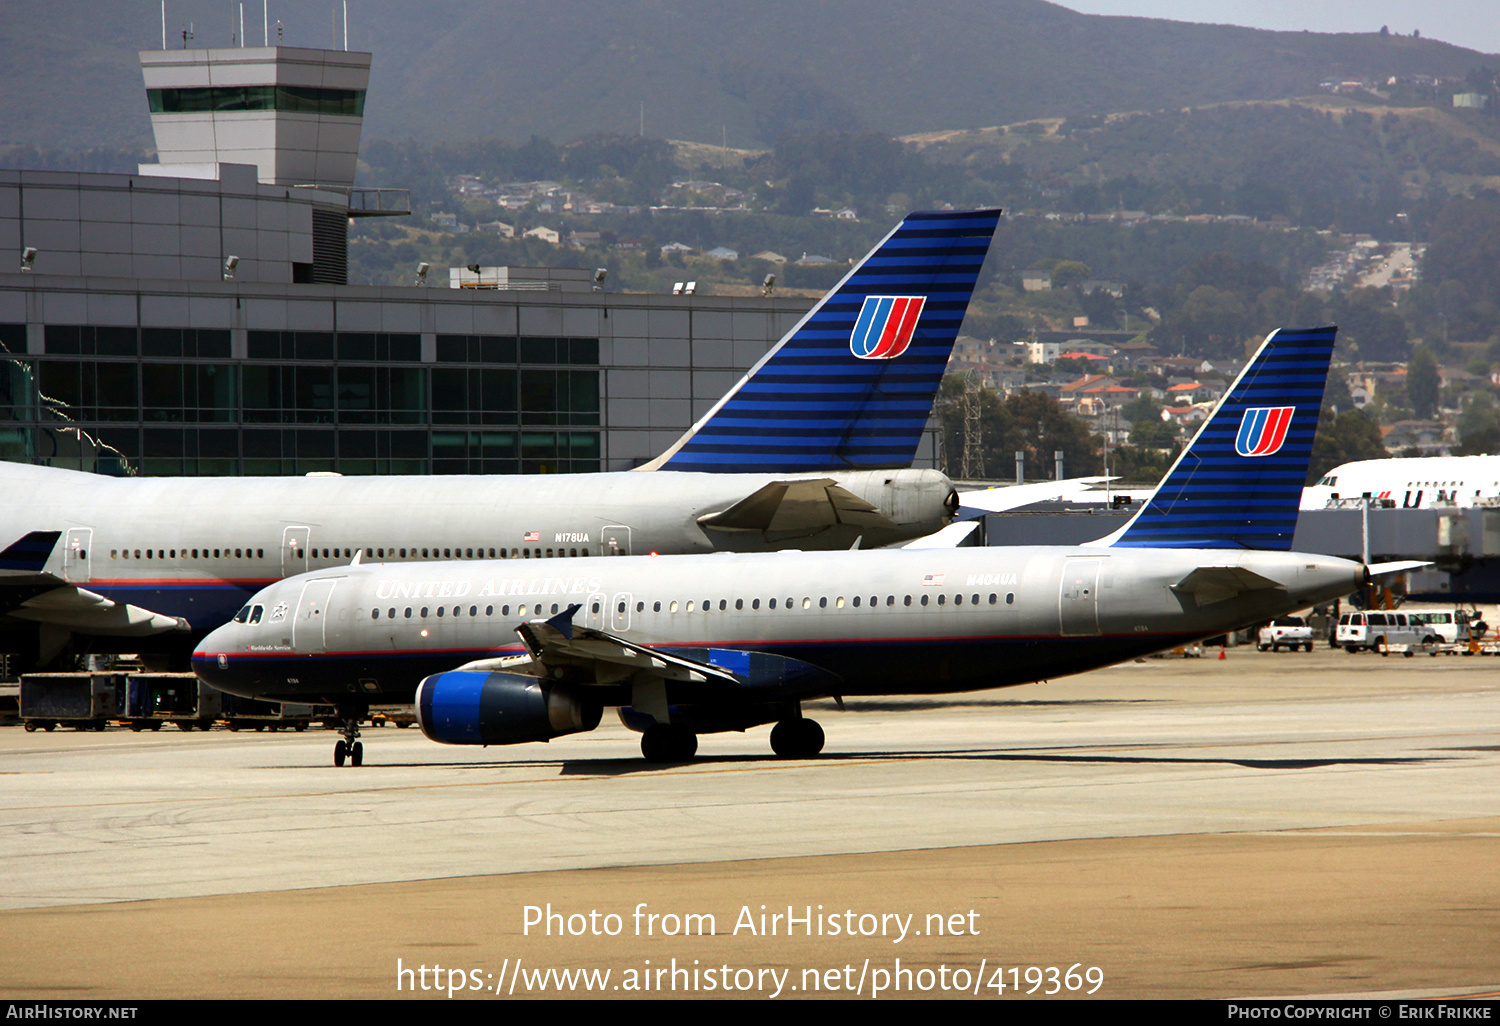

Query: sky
1057;1;1500;55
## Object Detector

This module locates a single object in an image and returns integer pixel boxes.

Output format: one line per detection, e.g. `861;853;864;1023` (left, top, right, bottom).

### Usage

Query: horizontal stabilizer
955;477;1115;518
10;586;191;636
697;479;894;534
900;522;979;548
1366;560;1433;578
1171;566;1285;606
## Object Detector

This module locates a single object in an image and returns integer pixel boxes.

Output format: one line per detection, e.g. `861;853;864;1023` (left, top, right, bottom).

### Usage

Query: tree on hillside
1406;346;1441;420
1332;288;1409;362
935;378;1102;481
1404;192;1500;345
1307;408;1387;483
1456;391;1500;455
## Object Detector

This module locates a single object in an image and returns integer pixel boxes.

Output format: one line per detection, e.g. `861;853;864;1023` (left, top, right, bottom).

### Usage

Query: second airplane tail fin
1100;325;1338;551
642;208;1002;473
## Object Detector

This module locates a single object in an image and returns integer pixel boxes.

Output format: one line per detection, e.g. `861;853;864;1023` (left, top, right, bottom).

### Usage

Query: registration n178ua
195;326;1395;765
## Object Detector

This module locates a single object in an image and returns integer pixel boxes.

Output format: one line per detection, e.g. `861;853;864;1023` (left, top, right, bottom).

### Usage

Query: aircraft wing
453;604;741;691
0;531;190;637
955;477;1117;519
10;586;191;636
697;478;895;535
450;604;840;714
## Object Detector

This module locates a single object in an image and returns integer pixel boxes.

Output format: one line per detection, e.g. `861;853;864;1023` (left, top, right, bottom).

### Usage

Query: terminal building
0;43;821;477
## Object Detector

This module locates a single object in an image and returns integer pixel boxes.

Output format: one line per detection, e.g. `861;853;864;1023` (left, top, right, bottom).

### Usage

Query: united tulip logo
849;296;925;359
1235;407;1294;457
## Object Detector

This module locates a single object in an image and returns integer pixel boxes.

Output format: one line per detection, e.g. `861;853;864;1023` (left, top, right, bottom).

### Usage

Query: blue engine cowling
415;671;602;745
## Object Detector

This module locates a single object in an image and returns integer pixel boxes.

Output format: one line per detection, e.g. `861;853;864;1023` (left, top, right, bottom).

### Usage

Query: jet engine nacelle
415;671;602;746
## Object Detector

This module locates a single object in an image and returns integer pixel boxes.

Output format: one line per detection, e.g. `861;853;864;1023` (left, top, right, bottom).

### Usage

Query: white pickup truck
1257;616;1315;652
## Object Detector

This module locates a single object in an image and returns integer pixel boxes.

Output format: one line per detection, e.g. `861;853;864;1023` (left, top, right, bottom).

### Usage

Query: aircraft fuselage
1;462;954;651
194;545;1366;707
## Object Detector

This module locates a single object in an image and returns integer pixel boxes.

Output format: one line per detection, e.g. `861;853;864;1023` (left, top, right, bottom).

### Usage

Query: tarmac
2;646;1497;1000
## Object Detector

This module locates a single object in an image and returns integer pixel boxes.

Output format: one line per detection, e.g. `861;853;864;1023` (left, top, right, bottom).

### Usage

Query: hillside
2;0;1494;151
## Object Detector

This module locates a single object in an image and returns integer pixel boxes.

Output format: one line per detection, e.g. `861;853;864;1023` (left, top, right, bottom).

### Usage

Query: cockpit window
232;604;265;625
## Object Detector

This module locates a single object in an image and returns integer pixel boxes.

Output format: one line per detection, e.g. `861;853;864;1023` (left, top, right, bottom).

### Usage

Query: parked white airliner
1302;454;1500;510
196;327;1403;766
0;209;1003;671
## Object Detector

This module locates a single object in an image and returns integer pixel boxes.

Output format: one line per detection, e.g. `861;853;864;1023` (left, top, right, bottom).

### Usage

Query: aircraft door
600;526;631;556
585;592;607;630
611;592;632;632
293;578;337;654
282;526;311;575
1059;558;1101;637
63;528;92;583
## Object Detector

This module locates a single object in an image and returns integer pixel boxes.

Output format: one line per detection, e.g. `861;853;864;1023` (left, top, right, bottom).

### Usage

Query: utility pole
961;371;982;480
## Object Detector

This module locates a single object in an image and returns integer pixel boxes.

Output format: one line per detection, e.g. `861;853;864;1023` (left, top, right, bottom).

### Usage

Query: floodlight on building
20;247;37;273
415;262;430;286
761;273;775;296
672;282;684;295
222;254;239;280
593;267;607;292
684;281;697;295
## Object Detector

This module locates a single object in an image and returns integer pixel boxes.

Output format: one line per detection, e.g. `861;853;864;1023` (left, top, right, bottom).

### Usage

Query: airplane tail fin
641;208;1002;473
0;530;61;575
1099;326;1337;550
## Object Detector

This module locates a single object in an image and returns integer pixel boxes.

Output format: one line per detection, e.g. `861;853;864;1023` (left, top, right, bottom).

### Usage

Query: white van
1336;611;1427;653
1402;609;1470;645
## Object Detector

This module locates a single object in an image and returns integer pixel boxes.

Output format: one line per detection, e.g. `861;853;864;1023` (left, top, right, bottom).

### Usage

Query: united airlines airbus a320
0;209;1016;672
196;326;1407;766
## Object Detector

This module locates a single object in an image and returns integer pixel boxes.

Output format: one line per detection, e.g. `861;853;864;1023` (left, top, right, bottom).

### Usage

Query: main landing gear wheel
770;718;824;758
333;714;365;767
640;724;697;763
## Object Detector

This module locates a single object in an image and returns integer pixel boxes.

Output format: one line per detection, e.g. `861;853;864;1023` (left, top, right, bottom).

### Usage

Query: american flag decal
522;531;540;542
922;573;945;587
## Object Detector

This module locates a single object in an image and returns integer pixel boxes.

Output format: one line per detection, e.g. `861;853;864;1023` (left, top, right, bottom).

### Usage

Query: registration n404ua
195;326;1398;765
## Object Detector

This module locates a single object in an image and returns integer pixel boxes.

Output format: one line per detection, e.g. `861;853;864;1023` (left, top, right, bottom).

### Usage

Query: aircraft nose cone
191;627;234;684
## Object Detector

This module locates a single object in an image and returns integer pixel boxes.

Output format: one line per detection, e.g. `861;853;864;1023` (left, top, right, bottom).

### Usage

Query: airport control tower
138;45;371;189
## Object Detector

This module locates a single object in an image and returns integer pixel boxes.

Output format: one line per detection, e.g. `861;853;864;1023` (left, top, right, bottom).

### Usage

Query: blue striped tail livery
1101;326;1337;550
644;208;1002;473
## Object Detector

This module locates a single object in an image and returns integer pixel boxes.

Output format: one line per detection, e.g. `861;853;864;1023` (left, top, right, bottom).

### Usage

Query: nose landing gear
333;710;365;766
